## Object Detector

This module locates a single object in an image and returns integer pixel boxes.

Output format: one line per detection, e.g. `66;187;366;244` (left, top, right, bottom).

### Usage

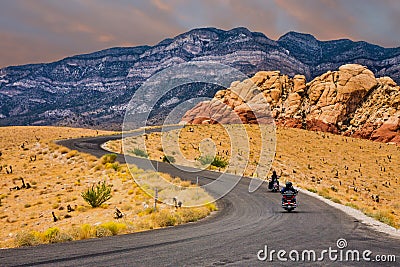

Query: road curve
1;131;399;266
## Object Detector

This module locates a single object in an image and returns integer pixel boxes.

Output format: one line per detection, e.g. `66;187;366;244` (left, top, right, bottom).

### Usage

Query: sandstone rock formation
350;76;400;143
181;64;400;144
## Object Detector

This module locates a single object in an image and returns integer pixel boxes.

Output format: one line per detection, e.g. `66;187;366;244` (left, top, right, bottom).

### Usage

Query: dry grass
105;124;400;228
0;126;216;248
273;127;400;228
105;124;276;178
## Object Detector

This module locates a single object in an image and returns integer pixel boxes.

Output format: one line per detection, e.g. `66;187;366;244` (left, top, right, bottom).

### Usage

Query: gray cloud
0;0;399;68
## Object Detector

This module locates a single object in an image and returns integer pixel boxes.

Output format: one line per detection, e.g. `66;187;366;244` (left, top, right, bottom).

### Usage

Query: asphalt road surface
1;130;399;266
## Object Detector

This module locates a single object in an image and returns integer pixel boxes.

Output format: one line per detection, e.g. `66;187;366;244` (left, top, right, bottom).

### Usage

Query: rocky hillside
1;27;400;128
181;64;400;144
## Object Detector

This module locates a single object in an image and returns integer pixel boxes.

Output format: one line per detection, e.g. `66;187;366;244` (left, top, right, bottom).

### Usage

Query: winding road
1;130;399;266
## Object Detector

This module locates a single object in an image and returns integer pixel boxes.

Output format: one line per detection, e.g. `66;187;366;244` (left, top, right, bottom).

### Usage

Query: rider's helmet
286;181;293;188
273;170;277;176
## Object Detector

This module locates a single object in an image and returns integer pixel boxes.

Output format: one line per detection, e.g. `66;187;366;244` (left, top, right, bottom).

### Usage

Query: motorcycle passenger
281;181;298;202
271;170;279;186
269;170;279;189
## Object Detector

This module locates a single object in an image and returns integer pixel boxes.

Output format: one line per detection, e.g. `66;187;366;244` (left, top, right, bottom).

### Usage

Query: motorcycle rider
281;181;298;203
269;170;279;189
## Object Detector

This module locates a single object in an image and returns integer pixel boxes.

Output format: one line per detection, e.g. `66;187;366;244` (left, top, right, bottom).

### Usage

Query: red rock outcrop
180;64;400;144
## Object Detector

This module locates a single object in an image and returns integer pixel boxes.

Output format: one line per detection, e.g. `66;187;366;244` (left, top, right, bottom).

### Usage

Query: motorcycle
281;191;297;212
269;179;279;192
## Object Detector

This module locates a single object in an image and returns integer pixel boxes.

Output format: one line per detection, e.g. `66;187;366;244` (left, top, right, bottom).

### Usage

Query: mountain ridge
1;27;400;129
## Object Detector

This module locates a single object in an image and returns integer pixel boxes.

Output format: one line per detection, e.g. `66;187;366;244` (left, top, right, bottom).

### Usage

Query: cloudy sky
1;0;399;68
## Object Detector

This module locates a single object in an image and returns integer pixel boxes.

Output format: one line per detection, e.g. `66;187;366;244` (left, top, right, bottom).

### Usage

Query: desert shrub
372;211;395;227
100;203;109;209
205;202;218;212
177;207;210;223
151;209;177;227
105;162;120;171
318;188;331;199
331;198;342;204
74;224;96;240
211;156;228;168
197;155;228;168
135;218;152;230
42;227;70;243
15;231;41;247
81;181;112;208
59;147;69;154
101;154;117;164
131;148;148;158
100;222;126;235
122;204;133;210
162;155;176;163
306;188;317;193
93;164;102;171
197;155;214;165
95;226;113;237
138;207;154;216
55;232;73;243
111;163;120;171
180;180;192;187
65;150;78;159
345;202;359;209
76;205;87;212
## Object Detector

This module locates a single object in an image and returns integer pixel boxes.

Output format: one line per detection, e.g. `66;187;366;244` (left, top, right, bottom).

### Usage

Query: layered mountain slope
181;64;400;144
0;27;399;128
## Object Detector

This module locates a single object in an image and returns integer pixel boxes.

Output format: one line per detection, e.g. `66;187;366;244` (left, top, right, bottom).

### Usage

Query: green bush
211;156;228;168
197;155;228;168
105;162;120;171
101;154;117;164
99;222;126;235
306;188;317;193
81;181;112;208
131;148;148;158
43;227;72;243
197;155;214;165
162;155;176;163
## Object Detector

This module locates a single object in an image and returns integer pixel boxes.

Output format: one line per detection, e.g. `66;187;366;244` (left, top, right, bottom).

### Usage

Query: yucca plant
81;181;112;208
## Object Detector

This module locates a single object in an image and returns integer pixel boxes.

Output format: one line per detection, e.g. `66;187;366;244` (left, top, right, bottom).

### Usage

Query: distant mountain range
0;27;399;129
